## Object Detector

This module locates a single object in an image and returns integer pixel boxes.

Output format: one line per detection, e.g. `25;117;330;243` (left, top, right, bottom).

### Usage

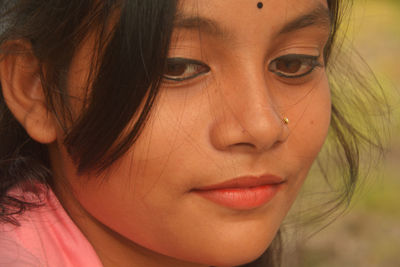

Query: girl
0;0;384;266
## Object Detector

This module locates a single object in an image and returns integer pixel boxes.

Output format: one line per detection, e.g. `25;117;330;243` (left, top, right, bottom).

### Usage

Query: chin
191;235;274;267
204;249;267;267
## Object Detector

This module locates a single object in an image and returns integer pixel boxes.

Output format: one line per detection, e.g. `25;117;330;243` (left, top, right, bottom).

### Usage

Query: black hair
0;0;177;217
0;0;386;266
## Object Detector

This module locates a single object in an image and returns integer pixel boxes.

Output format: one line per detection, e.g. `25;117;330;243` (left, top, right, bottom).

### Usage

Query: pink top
0;185;102;267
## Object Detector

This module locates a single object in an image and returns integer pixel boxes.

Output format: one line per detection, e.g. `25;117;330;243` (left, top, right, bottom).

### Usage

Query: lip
192;175;285;210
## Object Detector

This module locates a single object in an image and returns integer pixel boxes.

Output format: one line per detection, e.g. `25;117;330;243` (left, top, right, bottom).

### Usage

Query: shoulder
0;228;42;267
0;184;102;267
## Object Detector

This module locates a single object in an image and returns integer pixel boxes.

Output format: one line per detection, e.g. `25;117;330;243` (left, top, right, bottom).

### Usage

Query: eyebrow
173;3;331;39
279;4;331;34
173;13;230;39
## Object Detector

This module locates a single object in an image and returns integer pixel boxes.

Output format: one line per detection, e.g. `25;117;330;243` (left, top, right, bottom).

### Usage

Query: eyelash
163;58;210;82
268;54;323;79
163;54;322;82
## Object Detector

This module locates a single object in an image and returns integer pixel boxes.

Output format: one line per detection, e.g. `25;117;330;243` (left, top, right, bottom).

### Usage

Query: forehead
178;0;328;15
175;0;330;39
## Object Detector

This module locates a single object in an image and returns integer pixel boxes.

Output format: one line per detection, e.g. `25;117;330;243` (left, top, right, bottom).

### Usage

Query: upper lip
193;175;285;191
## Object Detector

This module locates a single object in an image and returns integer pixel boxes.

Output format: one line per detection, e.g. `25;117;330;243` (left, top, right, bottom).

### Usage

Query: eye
163;57;210;82
268;54;322;79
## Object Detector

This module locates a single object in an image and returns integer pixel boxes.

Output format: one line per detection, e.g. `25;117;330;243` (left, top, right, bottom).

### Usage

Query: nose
209;72;289;153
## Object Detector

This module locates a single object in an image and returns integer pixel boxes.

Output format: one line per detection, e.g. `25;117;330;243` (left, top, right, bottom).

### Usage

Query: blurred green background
284;0;400;266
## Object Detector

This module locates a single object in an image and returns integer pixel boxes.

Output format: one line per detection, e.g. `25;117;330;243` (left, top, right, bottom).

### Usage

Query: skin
1;0;332;266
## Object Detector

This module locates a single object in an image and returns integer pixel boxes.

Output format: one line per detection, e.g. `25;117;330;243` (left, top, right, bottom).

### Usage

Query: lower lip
193;184;282;210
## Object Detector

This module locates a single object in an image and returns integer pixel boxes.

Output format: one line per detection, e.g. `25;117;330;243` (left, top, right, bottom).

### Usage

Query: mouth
191;175;285;210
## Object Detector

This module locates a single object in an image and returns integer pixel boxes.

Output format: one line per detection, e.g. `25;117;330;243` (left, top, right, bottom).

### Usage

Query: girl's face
52;0;331;266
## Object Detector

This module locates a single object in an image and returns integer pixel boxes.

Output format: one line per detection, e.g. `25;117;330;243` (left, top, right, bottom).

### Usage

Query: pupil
277;59;301;73
166;63;187;76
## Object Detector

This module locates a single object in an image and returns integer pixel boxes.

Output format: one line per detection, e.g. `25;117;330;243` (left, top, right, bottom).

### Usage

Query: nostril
234;142;256;148
226;142;258;153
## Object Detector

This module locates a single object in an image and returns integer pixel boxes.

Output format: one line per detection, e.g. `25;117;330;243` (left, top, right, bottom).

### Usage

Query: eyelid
271;53;321;62
166;57;205;66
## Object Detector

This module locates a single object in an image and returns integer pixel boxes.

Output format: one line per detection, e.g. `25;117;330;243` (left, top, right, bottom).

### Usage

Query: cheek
296;79;331;158
284;75;331;185
55;150;174;252
51;91;209;256
272;77;331;215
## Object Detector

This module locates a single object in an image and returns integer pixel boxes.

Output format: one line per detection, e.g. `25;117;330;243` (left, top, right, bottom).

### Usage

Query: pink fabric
0;185;102;267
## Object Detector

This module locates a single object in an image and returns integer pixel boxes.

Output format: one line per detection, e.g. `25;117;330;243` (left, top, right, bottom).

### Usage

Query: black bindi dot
257;2;263;9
